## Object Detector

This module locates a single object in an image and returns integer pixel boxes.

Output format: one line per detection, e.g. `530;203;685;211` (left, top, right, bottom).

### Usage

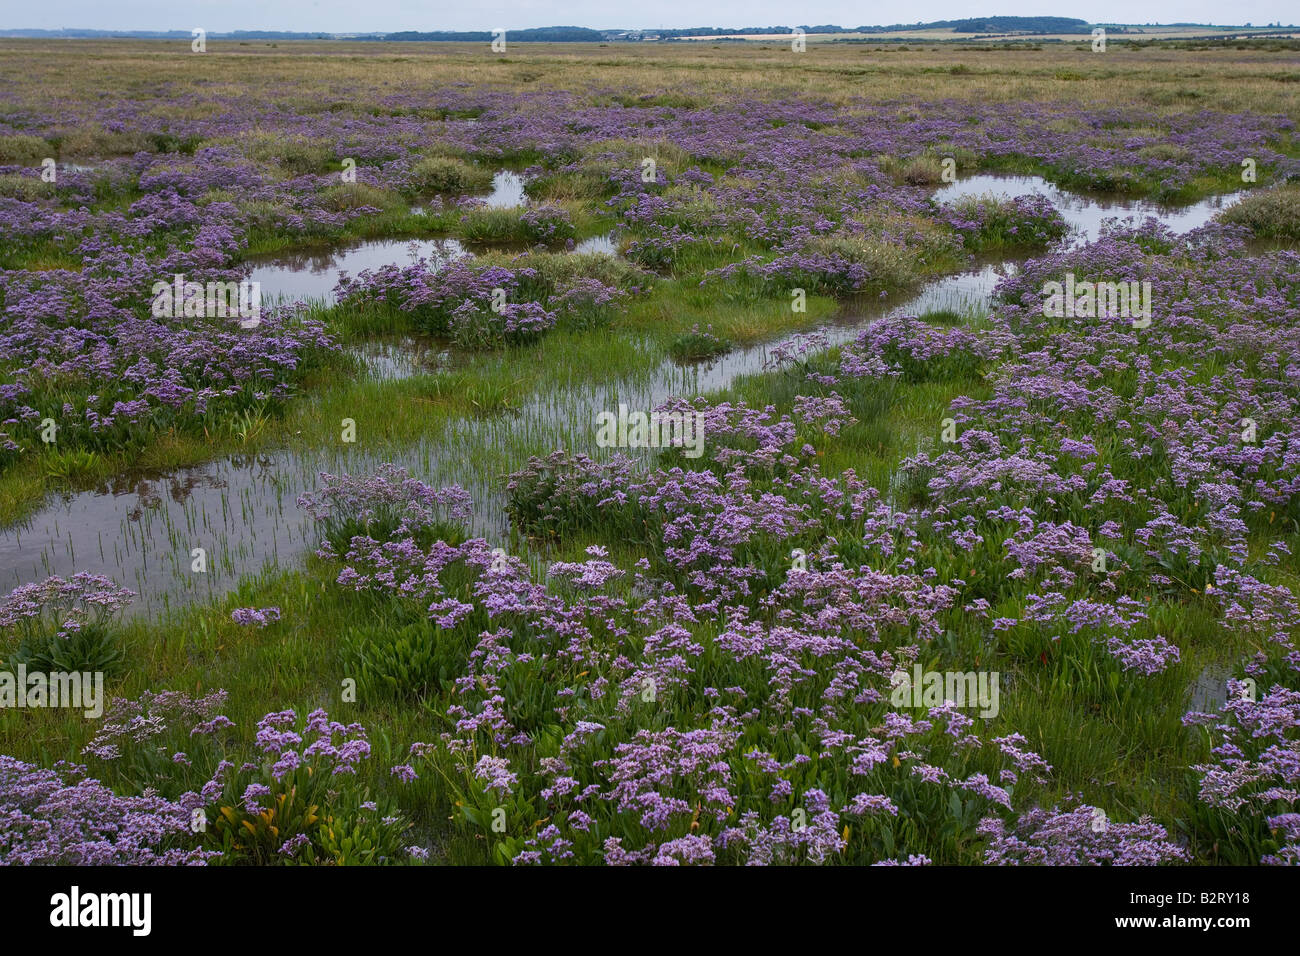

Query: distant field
2;38;1299;117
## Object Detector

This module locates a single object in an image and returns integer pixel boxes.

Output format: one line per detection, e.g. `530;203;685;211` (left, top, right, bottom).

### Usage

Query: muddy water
935;174;1243;246
0;179;1245;614
350;336;453;380
248;232;619;305
248;238;471;304
570;233;620;256
476;170;527;208
410;169;528;214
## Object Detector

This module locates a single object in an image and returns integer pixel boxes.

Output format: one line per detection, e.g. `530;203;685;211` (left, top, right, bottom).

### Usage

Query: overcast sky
4;2;1296;33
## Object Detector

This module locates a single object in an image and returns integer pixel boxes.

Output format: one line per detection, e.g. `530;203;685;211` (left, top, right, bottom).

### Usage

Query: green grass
1221;183;1300;240
405;155;494;196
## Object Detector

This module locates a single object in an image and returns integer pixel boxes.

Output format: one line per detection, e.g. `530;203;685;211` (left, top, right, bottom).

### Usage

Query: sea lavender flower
230;606;281;628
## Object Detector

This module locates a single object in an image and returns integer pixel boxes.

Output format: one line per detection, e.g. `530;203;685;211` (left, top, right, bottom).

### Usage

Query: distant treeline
398;20;1098;39
921;17;1091;33
2;18;1296;42
0;29;334;38
380;27;605;42
316;17;1291;40
375;20;1112;41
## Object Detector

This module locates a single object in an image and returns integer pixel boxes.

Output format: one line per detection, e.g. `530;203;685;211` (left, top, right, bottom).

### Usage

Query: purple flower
230;606;281;628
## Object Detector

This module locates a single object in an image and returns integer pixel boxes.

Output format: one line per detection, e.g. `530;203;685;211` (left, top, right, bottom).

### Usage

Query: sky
3;1;1296;33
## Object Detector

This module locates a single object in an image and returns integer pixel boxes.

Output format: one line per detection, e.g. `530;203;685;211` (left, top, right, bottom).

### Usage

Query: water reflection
247;230;621;306
248;238;470;304
934;173;1243;246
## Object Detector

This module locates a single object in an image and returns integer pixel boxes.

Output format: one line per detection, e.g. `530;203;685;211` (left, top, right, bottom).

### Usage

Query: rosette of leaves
0;573;133;675
8;621;124;675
